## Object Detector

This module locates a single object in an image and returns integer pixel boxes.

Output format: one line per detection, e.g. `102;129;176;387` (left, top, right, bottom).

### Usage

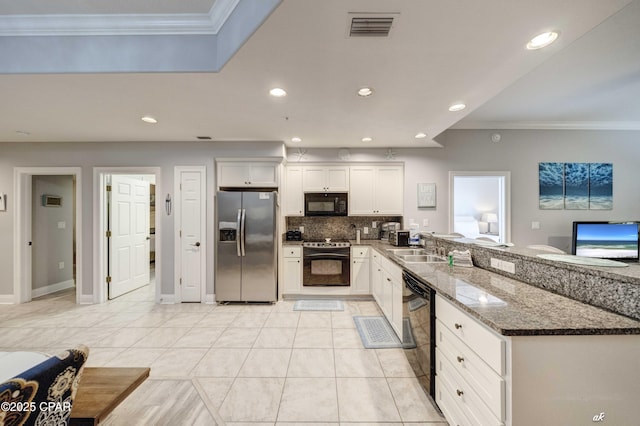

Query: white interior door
178;168;205;302
109;175;150;299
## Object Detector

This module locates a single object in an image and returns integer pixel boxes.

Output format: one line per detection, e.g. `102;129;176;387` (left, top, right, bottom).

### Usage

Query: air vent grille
349;16;394;37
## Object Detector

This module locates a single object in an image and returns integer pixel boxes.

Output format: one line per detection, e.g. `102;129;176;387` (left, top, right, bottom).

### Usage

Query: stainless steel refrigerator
215;191;277;302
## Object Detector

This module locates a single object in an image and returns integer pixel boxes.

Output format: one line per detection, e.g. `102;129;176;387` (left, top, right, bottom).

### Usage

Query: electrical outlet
364;227;369;234
299;226;304;234
502;261;516;274
423;218;429;227
58;221;66;229
491;258;515;274
531;221;540;230
58;261;64;270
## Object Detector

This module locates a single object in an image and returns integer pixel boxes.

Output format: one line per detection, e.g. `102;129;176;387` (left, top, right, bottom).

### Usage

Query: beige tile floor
0;284;447;426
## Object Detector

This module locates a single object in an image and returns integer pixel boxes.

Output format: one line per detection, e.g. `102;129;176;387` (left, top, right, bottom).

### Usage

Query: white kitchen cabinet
371;248;403;340
284;166;304;216
282;246;302;293
371;251;384;306
349;165;403;215
350;246;370;295
303;165;349;192
217;161;279;188
435;294;506;426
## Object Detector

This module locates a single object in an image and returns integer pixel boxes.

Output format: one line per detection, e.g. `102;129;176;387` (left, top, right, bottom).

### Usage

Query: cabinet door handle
386;278;391;282
454;323;462;329
456;389;464;397
457;356;464;363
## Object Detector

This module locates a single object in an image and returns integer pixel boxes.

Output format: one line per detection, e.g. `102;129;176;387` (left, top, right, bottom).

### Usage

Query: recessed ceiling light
448;103;466;112
141;116;158;124
362;137;373;142
357;87;374;97
269;87;287;97
415;132;427;139
291;137;302;143
526;31;559;50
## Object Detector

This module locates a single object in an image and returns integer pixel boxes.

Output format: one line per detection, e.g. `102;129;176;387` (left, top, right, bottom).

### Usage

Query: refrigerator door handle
240;208;246;257
236;209;242;257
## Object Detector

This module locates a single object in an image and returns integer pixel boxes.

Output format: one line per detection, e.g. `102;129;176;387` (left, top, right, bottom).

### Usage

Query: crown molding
451;121;640;131
0;0;240;36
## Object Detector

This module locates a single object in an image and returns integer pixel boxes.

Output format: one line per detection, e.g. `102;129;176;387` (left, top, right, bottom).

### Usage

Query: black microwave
304;192;348;216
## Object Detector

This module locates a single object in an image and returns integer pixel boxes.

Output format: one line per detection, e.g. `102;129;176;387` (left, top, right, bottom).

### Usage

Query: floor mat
353;316;416;349
293;299;344;311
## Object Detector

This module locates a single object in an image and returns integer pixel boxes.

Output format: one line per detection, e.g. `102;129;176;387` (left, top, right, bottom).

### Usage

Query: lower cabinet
282;246;302;293
435;294;505;426
371;248;403;341
350;246;371;295
435;294;640;426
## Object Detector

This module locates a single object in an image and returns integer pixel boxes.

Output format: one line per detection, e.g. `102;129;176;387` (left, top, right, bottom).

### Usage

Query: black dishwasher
402;270;436;399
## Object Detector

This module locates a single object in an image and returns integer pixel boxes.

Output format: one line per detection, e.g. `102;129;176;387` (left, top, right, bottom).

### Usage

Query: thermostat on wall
42;194;62;207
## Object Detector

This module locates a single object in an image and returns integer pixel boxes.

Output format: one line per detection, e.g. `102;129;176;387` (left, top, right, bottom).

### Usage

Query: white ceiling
0;0;637;147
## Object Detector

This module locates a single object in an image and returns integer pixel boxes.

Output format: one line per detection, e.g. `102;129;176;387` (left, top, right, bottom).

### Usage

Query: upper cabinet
283;163;403;216
302;166;349;192
284;166;304;216
217;161;279;188
350;165;403;215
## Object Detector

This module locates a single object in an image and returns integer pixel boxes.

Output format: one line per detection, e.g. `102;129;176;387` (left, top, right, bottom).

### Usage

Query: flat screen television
571;221;640;261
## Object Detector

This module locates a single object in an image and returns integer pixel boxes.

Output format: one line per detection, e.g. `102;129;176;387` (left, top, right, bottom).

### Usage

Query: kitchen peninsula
356;236;640;426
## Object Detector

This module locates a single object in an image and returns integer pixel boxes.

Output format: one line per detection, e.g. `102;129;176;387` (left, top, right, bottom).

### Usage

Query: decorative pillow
0;345;89;426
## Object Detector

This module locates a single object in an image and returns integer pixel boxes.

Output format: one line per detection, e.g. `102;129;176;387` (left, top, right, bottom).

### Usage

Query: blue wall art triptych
538;162;613;210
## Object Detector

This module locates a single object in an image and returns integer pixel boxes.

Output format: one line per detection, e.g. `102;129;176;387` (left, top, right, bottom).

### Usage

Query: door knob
192;242;201;247
146;236;151;240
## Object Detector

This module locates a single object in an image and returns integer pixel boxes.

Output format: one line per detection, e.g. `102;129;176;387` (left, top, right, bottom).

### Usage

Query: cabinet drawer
381;256;403;283
283;246;302;258
436;295;505;375
351;246;370;258
437;319;505;421
436;348;504;426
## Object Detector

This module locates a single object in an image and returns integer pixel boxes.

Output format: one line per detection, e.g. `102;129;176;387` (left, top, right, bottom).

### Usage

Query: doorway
31;175;76;298
449;171;511;243
13;167;83;304
94;167;162;304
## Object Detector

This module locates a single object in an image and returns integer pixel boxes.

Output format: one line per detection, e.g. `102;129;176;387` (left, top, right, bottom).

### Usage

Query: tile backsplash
286;216;403;241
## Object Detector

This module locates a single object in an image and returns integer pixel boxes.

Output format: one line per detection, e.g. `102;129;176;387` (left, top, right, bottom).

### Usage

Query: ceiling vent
348;13;396;37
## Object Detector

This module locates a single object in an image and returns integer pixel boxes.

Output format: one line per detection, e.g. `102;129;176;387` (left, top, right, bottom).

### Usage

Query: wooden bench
70;367;150;426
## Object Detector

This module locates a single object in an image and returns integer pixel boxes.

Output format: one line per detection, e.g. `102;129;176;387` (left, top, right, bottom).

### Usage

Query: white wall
287;129;640;250
0;141;284;299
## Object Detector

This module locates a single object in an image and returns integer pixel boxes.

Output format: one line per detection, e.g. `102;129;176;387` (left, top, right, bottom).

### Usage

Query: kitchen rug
293;299;345;311
353;316;416;349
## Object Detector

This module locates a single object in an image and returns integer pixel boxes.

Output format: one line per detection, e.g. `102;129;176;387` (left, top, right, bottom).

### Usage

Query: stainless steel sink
398;254;447;263
386;248;428;256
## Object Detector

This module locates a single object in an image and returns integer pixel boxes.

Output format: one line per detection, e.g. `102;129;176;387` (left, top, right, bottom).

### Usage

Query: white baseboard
205;293;215;304
78;294;94;304
32;279;75;298
0;294;15;304
159;294;176;304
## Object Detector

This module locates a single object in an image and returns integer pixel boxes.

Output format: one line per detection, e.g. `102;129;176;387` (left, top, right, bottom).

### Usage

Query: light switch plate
0;194;5;211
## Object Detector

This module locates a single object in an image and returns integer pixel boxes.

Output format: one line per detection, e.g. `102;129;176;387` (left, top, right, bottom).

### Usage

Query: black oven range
302;239;350;286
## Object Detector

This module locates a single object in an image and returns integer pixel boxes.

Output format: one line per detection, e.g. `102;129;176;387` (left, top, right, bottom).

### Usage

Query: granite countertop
355;240;640;337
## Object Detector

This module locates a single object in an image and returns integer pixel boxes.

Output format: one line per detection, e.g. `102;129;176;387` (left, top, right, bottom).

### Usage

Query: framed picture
417;183;436;208
539;162;613;210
